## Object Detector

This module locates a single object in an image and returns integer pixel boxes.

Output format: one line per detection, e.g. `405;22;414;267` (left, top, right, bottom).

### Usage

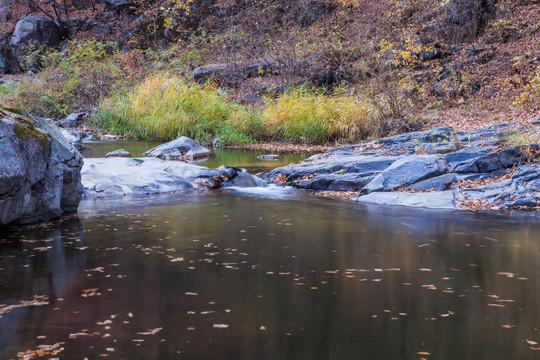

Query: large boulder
0;107;83;226
143;136;212;161
10;15;67;48
444;0;496;41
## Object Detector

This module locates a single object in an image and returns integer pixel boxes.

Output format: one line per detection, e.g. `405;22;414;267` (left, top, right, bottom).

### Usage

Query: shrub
2;41;125;117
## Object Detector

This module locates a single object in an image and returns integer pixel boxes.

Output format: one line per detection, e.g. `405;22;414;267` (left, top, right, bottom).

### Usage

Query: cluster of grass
92;73;258;144
91;73;387;144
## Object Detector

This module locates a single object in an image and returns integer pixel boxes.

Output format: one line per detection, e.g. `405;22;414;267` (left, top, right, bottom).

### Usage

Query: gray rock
90;24;111;35
448;147;521;173
0;5;8;22
356;191;458;210
0;109;82;226
444;147;493;170
105;148;131;158
328;174;376;191
268;154;398;182
257;154;281;160
59;112;84;128
0;36;20;74
193;64;228;83
81;158;265;197
292;173;375;191
410;173;458;191
420;48;442;61
144;136;212;161
10;15;67;48
100;134;119;140
360;155;448;194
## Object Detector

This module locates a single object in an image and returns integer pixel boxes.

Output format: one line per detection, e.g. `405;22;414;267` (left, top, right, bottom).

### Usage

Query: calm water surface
1;147;540;359
81;140;311;173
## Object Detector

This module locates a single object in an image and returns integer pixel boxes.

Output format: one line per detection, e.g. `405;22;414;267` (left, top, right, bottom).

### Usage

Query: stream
1;142;540;359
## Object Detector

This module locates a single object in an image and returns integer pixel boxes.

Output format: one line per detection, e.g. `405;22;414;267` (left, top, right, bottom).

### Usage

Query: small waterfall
229;169;268;187
223;168;296;199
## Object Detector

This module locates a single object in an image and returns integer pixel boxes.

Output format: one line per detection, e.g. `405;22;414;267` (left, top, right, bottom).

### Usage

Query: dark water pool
1;189;540;359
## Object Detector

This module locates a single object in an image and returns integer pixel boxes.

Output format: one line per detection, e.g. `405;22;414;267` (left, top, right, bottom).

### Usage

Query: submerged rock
144;136;212;161
257;154;282;160
0;108;82;226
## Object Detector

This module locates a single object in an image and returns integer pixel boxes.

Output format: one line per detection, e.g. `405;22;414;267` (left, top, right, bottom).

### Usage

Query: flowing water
1;147;540;359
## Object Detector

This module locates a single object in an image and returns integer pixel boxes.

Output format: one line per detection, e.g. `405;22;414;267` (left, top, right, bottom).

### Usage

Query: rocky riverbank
266;122;540;211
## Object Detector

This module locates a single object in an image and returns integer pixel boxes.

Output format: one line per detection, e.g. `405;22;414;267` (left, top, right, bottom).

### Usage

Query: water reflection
0;215;85;358
1;194;540;359
80;140;313;173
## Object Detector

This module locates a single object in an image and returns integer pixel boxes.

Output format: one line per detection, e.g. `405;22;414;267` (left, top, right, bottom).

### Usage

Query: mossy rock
1;105;50;148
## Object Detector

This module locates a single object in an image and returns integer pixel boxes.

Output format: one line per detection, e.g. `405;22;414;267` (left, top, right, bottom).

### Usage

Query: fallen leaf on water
213;324;229;329
137;328;163;335
502;324;512;328
185;292;198;296
497;272;515;278
417;352;431;355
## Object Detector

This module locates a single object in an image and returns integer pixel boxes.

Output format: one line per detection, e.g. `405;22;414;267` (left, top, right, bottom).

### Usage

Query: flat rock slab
356;191;458;210
82;157;265;197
